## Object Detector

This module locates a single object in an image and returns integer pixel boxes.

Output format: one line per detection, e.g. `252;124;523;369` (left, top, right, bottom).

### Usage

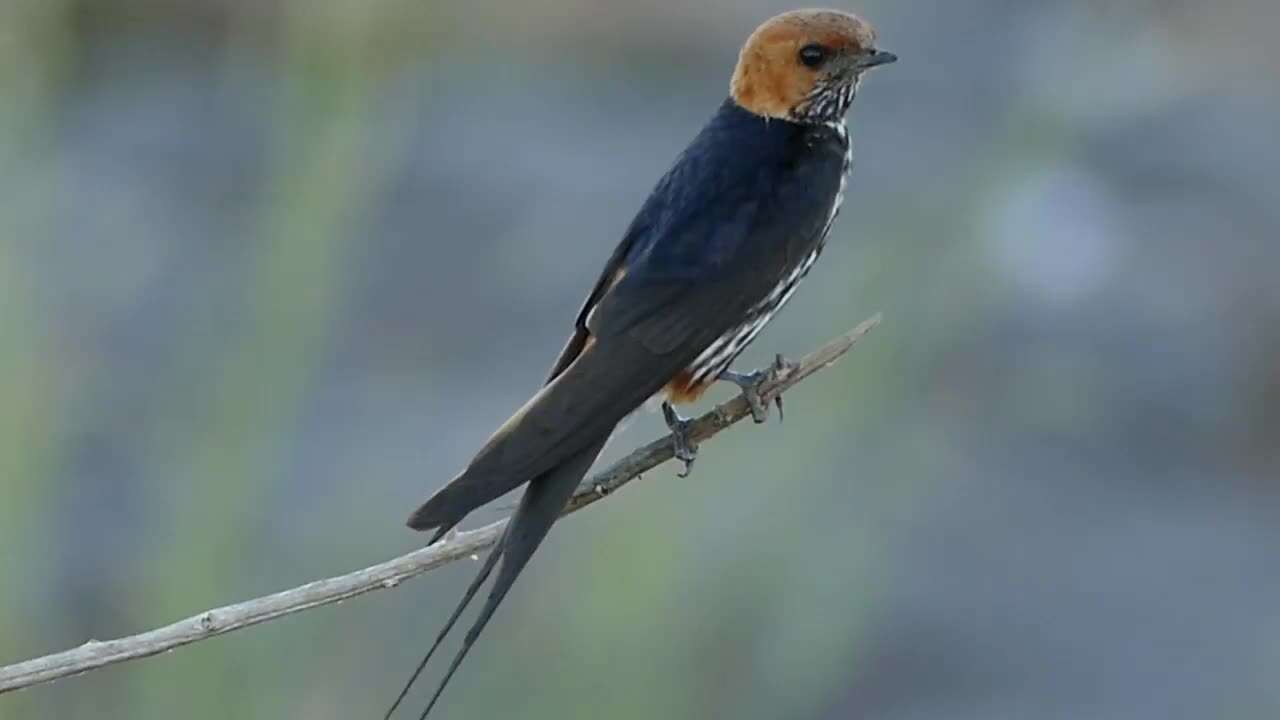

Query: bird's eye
798;44;829;68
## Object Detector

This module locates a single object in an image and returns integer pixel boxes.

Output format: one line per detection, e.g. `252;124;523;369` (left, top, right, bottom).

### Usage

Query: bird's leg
718;368;771;423
719;353;797;423
661;401;698;477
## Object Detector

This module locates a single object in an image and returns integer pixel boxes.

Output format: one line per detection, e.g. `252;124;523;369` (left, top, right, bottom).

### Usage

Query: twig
0;315;880;695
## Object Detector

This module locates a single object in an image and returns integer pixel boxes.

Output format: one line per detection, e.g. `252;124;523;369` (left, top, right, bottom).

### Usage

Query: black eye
798;43;829;68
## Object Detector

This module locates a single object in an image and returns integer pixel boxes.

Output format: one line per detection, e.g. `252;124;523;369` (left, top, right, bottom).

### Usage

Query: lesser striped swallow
385;9;895;718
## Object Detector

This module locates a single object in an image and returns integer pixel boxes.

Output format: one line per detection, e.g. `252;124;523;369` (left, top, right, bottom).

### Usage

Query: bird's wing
405;193;766;536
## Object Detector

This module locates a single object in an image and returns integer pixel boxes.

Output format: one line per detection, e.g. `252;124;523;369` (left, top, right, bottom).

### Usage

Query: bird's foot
719;354;796;423
661;402;698;477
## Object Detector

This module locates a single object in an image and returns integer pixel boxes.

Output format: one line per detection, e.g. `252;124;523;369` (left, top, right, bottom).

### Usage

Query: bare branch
0;315;880;695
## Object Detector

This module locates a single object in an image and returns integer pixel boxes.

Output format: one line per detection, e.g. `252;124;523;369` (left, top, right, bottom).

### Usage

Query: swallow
385;9;895;718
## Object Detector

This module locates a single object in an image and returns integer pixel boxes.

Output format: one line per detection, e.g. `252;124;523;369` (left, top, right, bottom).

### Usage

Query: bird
385;9;895;718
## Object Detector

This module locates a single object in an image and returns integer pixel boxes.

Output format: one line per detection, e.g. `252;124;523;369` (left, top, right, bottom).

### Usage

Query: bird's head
730;9;895;124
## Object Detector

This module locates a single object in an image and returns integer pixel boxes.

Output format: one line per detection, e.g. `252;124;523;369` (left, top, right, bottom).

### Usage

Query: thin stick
0;315;881;695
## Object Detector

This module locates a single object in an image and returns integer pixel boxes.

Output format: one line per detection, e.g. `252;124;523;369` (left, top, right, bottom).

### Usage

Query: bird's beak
854;49;898;70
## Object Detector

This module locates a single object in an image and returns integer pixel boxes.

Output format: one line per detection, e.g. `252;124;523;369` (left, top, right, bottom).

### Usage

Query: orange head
730;9;895;123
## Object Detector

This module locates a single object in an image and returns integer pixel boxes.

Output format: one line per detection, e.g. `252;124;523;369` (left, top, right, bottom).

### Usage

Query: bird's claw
661;402;698;477
719;353;795;424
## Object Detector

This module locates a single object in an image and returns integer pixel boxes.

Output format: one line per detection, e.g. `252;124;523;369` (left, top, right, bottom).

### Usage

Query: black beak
856;49;898;69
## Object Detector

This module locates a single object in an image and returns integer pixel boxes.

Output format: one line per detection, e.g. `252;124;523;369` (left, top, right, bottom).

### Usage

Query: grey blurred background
2;0;1278;718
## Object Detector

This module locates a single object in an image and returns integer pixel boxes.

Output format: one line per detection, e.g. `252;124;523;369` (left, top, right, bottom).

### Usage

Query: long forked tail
384;435;608;719
381;540;503;719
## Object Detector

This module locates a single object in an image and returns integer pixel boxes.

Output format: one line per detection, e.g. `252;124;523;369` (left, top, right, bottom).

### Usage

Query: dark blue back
619;98;847;283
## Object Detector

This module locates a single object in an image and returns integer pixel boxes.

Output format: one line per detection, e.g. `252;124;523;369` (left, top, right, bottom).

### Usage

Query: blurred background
2;0;1278;718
